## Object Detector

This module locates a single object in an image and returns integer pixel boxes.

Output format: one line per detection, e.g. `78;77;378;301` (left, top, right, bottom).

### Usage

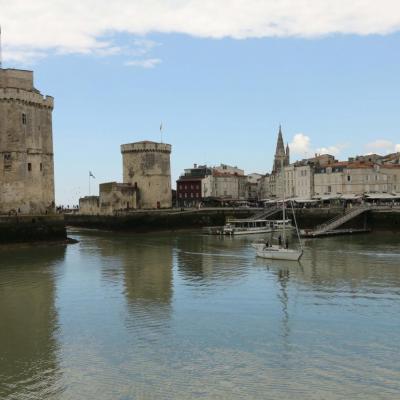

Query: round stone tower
0;68;55;214
120;141;172;209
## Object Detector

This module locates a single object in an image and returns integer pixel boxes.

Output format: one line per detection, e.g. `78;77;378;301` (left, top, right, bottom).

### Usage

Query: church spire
273;125;286;172
276;125;285;155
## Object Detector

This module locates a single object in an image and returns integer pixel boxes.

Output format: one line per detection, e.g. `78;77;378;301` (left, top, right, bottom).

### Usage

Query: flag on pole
89;171;96;179
160;122;163;132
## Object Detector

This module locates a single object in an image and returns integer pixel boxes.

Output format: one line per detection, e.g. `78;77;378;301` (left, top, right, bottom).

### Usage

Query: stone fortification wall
121;141;172;209
99;182;137;215
0;69;35;91
79;183;138;215
79;196;100;215
0;69;55;215
0;215;66;243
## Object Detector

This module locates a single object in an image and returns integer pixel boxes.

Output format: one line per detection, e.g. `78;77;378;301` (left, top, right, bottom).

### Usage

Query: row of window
322;184;389;193
178;193;200;198
178;183;201;191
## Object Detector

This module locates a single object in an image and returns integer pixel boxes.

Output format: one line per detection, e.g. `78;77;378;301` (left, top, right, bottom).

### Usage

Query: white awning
294;199;319;203
365;193;397;199
313;194;341;200
340;194;362;200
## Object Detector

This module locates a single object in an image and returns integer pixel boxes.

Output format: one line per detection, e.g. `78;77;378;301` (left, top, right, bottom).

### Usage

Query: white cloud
289;133;311;156
365;139;400;154
315;145;342;156
289;133;347;158
125;58;162;68
2;1;400;63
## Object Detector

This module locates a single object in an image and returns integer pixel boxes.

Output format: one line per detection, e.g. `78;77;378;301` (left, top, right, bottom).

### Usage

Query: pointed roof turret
275;125;285;156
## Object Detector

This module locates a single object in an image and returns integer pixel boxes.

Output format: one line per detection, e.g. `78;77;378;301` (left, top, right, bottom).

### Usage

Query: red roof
212;172;245;177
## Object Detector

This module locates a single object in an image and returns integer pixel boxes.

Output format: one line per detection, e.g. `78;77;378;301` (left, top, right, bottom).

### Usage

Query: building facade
246;173;262;201
293;164;314;199
176;164;212;206
0;68;55;214
176;164;249;206
313;162;394;196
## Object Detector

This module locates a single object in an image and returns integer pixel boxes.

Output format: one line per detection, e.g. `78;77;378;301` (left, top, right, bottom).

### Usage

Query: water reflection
1;229;399;399
176;233;252;284
257;232;400;298
0;245;66;400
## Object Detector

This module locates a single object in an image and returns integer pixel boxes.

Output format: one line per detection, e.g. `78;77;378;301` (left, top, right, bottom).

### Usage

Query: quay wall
66;209;254;232
65;208;400;232
0;215;67;243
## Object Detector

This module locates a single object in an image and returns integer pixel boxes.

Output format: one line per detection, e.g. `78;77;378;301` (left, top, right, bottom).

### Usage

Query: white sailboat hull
225;228;275;235
256;247;303;261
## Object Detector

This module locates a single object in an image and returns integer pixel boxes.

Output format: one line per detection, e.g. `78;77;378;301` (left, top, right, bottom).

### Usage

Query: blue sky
2;1;400;205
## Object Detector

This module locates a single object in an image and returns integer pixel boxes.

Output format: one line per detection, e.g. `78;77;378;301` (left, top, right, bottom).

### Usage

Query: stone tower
272;125;289;173
0;69;55;214
121;141;172;209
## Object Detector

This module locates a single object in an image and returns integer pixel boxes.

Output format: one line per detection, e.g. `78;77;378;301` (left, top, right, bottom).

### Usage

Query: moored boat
253;160;304;261
223;218;292;235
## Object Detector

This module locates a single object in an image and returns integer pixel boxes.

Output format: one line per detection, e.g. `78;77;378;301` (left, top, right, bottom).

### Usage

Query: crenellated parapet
0;88;54;109
121;141;171;154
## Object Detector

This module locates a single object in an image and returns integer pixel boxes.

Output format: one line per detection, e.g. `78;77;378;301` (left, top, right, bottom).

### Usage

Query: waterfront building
211;168;247;200
213;164;245;176
381;164;400;193
284;165;296;198
258;173;272;200
313;161;395;197
176;164;212;207
0;68;55;214
176;163;248;207
293;164;314;199
246;173;262;201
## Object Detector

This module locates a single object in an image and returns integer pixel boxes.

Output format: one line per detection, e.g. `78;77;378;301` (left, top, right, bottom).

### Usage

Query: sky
1;0;400;205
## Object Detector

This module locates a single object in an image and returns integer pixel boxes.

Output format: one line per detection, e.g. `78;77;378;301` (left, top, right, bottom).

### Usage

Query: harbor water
0;229;399;399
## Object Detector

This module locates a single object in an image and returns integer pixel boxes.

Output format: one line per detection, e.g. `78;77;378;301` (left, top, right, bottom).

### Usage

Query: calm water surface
0;229;400;399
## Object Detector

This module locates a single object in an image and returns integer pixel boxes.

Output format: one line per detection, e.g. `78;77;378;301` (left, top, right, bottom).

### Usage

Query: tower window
22;113;27;125
28;163;32;171
3;153;12;171
40;163;43;171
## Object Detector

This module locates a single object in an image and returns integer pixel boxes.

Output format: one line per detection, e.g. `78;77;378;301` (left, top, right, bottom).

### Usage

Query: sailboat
253;162;303;261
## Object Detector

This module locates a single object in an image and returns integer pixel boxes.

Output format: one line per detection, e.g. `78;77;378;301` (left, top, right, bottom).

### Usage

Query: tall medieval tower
0;68;55;214
121;141;172;209
272;125;290;173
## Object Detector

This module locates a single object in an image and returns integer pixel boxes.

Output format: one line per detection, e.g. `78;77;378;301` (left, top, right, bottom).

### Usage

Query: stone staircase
247;207;281;220
310;206;371;236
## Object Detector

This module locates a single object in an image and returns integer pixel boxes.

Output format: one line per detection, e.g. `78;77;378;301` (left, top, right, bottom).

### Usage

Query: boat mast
281;159;286;246
290;199;303;251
